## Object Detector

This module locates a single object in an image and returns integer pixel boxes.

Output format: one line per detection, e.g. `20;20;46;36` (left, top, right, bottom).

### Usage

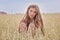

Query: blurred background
0;0;60;14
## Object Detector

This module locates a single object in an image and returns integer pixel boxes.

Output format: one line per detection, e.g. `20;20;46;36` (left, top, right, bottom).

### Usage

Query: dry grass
0;14;60;40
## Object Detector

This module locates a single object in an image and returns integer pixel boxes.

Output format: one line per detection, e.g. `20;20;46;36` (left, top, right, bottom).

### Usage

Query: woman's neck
30;19;34;23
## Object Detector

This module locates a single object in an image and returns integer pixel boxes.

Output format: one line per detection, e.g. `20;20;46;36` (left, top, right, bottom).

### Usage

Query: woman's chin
30;16;34;19
30;17;33;20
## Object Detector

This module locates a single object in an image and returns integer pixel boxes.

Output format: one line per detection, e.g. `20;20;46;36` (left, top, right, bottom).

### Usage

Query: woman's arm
18;21;27;33
28;20;36;37
38;21;45;36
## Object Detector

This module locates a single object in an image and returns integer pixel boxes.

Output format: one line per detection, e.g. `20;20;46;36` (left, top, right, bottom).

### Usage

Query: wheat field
0;14;60;40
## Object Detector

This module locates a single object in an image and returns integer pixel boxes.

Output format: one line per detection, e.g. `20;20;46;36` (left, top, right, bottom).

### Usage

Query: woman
18;4;44;37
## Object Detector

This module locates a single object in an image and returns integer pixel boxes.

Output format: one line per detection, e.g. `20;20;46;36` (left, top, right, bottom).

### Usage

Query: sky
0;0;60;14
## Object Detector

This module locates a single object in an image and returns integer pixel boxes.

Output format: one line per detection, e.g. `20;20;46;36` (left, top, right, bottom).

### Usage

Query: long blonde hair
21;5;44;31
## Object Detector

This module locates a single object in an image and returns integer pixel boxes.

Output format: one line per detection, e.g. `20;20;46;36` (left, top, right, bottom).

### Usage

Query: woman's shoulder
20;16;27;23
19;20;25;24
19;19;27;27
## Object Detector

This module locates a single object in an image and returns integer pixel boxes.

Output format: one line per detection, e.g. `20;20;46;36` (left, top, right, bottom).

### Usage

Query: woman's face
28;7;37;20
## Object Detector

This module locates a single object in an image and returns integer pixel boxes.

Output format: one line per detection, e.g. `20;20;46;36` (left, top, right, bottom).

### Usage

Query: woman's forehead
29;8;37;11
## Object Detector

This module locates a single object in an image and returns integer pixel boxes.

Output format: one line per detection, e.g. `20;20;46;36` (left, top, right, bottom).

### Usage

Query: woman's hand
28;20;36;37
29;20;36;30
19;22;27;33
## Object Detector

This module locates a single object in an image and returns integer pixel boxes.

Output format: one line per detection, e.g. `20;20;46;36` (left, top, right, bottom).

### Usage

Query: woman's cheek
29;14;32;18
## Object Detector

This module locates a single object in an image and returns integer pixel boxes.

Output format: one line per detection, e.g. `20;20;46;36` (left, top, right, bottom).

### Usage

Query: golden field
0;13;60;40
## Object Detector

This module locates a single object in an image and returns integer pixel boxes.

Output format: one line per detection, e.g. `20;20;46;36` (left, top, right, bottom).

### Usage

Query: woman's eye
30;10;32;12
